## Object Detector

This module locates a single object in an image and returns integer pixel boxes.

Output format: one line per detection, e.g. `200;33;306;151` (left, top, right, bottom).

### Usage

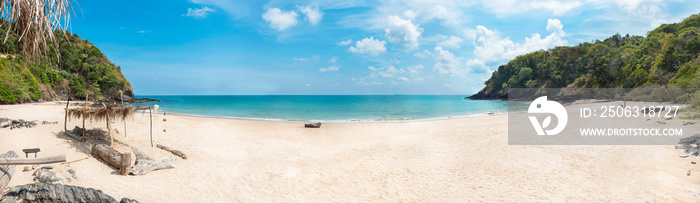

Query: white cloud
465;59;490;73
425;4;465;27
319;65;340;72
612;0;660;10
378;65;405;78
337;39;353;46
438;35;464;50
330;56;338;63
432;46;465;76
298;5;324;25
262;8;299;31
414;49;431;58
403;10;419;20
358;64;424;86
546;19;564;33
407;64;424;75
186;6;215;18
530;1;583;16
385;16;423;49
305;83;311;87
293;55;319;61
473;19;567;63
348;37;387;55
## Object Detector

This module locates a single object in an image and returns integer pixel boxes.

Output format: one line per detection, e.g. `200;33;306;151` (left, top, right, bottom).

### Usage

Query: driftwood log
156;144;187;159
304;122;322;128
130;157;176;176
91;144;123;169
1;151;18;198
0;155;66;165
129;147;176;176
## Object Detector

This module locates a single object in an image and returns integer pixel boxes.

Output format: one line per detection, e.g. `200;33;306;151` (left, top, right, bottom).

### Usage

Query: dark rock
40;166;53;170
677;134;700;156
0;118;37;129
120;198;140;203
0;183;135;203
41;121;59;125
68;169;78;179
32;169;61;183
466;91;507;100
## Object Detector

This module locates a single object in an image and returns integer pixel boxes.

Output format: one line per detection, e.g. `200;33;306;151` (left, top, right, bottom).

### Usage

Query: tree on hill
470;13;700;100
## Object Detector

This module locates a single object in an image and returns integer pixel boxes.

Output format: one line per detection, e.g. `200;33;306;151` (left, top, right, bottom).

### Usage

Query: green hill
470;13;700;100
0;24;133;104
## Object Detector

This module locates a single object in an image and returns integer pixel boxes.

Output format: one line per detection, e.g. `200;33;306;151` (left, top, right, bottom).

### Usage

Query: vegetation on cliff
0;24;133;104
471;13;700;100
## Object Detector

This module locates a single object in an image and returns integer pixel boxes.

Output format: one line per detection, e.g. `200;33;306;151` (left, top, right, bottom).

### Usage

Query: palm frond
0;0;73;60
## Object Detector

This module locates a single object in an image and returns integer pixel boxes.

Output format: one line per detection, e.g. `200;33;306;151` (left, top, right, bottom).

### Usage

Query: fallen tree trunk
0;155;66;165
130;157;176;176
1;151;18;198
156;144;187;159
91;144;122;169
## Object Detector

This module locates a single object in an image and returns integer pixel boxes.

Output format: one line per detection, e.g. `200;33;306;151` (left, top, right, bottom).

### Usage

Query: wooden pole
61;157;89;165
119;152;131;176
82;117;86;137
107;115;112;146
150;107;153;147
121;90;127;137
64;100;70;132
0;155;66;165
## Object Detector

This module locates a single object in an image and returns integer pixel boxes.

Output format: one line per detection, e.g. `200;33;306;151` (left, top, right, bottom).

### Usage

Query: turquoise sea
133;95;510;122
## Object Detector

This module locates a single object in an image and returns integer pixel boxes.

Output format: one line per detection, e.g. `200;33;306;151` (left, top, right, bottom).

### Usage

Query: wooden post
82;117;86;137
107;115;112;146
64;100;70;132
150;107;153;147
119;152;131;176
121;90;127;137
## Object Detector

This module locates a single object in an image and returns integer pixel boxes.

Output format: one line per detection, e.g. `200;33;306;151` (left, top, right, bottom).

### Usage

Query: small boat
304;122;322;128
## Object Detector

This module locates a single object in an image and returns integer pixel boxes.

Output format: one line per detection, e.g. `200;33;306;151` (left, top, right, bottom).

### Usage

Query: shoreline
151;110;507;124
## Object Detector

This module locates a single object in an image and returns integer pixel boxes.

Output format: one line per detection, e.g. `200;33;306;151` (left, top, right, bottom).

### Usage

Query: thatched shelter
67;104;151;145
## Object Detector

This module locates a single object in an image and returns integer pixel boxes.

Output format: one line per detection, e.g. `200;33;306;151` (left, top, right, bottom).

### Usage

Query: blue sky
68;0;700;95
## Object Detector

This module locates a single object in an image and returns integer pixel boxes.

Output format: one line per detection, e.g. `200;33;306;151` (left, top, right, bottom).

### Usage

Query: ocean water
133;95;510;122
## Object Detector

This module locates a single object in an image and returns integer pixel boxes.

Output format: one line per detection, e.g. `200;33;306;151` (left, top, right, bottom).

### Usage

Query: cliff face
469;13;700;100
0;27;134;104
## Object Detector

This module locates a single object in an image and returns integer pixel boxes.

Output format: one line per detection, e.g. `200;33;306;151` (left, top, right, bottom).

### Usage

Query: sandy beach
1;102;699;202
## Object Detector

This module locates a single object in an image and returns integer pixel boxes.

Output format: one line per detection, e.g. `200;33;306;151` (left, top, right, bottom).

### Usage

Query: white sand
1;102;698;202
